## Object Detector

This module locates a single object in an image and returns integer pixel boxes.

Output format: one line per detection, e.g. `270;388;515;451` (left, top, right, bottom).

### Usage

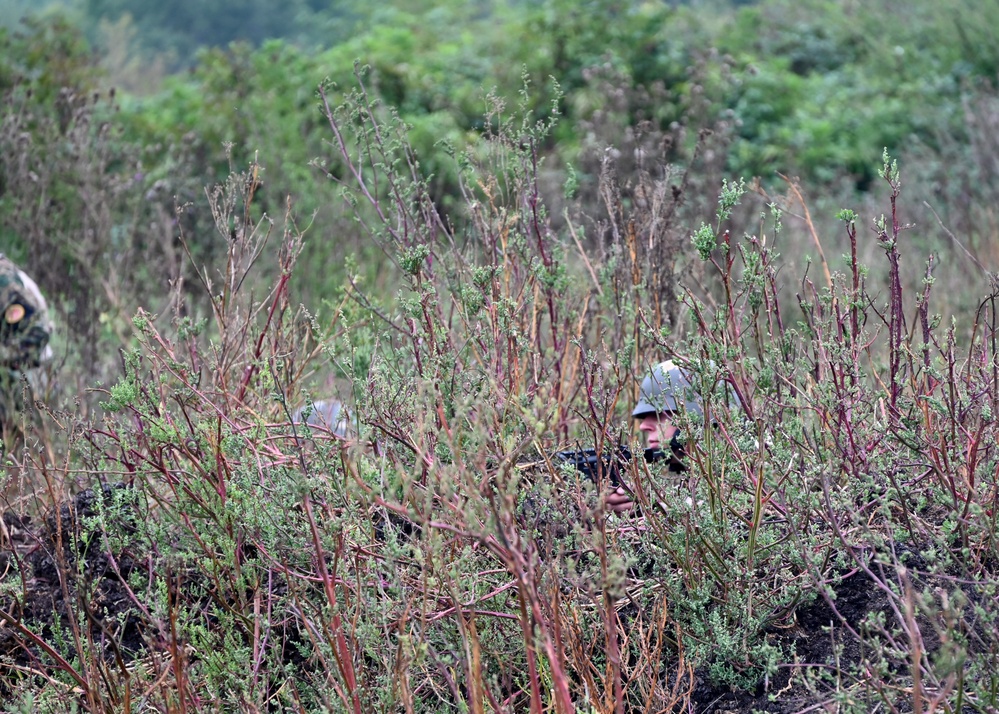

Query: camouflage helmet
632;360;701;418
292;398;349;437
632;360;740;419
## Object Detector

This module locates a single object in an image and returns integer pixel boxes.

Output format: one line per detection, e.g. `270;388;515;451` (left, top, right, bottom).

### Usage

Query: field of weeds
2;78;999;714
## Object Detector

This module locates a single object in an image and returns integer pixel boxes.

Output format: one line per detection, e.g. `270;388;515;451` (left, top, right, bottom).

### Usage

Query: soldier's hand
605;487;634;514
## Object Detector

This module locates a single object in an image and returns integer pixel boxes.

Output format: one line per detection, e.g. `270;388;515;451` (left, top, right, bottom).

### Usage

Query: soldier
631;360;705;454
0;254;54;433
606;360;736;513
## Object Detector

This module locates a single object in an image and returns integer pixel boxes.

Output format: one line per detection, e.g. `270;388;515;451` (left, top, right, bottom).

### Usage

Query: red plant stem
237;268;291;404
513;587;545;713
603;589;624;714
302;494;363;714
919;257;934;376
168;574;190;714
0;607;92;695
886;191;904;425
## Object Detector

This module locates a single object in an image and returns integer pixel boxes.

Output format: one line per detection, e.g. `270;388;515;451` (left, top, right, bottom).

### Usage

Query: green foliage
692;223;717;261
0;14;97;100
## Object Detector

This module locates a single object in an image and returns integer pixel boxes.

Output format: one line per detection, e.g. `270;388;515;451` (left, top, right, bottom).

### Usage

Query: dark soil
688;568;894;713
0;485;150;687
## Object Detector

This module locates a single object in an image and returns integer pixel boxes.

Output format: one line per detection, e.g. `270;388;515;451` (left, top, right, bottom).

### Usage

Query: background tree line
3;0;999;391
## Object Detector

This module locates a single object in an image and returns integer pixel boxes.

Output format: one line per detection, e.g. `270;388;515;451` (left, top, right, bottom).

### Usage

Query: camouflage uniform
0;255;53;439
0;254;53;371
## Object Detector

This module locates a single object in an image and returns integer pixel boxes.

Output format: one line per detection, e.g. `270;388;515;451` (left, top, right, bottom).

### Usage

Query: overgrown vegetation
4;1;999;712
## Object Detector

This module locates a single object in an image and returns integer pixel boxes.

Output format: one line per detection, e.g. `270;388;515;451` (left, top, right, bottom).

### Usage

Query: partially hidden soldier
0;254;54;433
631;359;705;463
291;398;350;438
605;359;738;514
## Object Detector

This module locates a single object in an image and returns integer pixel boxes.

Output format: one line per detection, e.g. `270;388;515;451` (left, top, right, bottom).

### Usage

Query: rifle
553;441;682;488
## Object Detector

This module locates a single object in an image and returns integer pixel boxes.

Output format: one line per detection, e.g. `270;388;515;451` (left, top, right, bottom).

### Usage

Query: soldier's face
638;412;679;450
